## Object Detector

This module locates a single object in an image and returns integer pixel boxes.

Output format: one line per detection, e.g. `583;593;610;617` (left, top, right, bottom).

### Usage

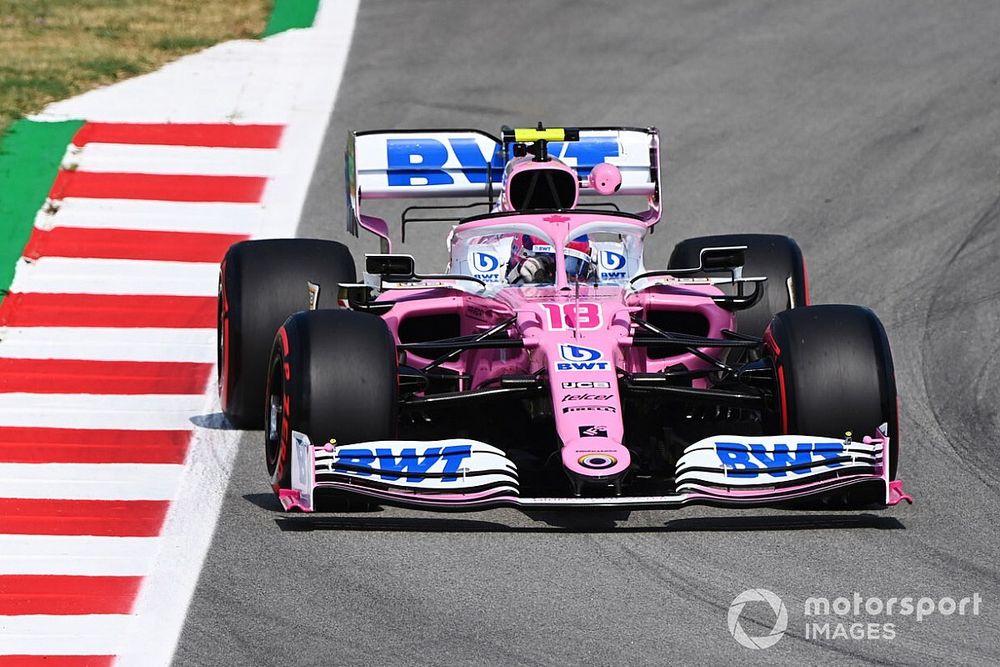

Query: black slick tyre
766;304;899;480
264;309;398;493
218;238;355;429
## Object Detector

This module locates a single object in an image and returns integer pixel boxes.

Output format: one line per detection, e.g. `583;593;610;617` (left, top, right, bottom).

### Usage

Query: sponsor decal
578;453;618;470
561;393;613;402
385;136;619;186
556;344;611;372
334;445;472;482
471;251;500;273
715;441;846;477
562;405;617;413
600;250;627;271
562;381;611;389
468;250;503;283
578;425;608;438
598;249;627;280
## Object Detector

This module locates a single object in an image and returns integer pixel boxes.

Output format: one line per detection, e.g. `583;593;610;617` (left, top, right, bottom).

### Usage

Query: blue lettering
749;443;815;477
376;447;442;482
559;138;620;178
439;445;473;482
335;448;376;476
715;442;760;477
386;139;452;186
556;361;612;371
449;138;504;184
809;442;845;468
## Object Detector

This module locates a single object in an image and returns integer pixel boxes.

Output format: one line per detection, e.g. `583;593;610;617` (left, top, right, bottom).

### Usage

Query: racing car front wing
278;426;912;513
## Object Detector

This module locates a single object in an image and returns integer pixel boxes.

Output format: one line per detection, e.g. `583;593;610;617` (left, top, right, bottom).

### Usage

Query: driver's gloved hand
519;255;553;283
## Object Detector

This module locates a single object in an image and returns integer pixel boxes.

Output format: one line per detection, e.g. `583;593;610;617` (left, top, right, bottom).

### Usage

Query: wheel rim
264;355;284;473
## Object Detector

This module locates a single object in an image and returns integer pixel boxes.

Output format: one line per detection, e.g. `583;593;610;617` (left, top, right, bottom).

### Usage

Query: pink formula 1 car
218;126;912;512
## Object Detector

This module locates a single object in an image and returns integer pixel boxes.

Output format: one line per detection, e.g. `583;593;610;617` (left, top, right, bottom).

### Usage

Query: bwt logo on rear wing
349;127;658;196
345;127;662;246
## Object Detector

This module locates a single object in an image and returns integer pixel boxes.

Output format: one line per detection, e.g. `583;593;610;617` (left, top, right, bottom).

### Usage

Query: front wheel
766;304;899;479
265;309;398;493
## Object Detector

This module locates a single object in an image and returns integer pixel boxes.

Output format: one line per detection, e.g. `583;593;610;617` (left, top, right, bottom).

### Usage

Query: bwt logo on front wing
333;445;471;482
715;441;846;477
556;344;611;372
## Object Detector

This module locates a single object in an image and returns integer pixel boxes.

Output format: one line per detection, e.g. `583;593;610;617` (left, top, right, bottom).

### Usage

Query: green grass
0;0;272;135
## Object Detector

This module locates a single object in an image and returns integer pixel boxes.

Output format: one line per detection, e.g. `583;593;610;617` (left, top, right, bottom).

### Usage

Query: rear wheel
218;238;355;428
265;309;398;493
766;304;899;479
667;234;808;338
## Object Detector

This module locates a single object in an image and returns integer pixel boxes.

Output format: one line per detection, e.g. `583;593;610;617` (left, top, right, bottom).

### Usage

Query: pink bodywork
376;211;732;486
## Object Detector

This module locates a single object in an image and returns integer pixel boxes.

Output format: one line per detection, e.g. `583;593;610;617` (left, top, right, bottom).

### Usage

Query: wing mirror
698;246;746;272
366;254;415;279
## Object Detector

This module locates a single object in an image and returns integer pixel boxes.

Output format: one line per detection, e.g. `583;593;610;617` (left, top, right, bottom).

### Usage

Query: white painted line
119;4;362;665
0;463;182;501
0;614;135;655
66;144;279;177
0;393;207;430
0;535;158;576
36;198;265;235
0;327;216;363
10;257;219;296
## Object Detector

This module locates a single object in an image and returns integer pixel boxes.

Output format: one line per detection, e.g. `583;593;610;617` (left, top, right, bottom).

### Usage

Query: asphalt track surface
175;2;1000;664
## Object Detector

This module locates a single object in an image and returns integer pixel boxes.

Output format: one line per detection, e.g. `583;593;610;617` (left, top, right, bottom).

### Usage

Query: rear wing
345;127;662;251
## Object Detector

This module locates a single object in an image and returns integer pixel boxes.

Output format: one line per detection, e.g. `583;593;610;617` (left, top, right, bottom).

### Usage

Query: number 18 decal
540;303;603;330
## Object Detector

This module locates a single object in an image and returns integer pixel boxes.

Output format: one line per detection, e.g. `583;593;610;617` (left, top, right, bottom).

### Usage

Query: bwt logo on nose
471;251;500;273
715;442;846;477
557;344;610;372
385;137;620;186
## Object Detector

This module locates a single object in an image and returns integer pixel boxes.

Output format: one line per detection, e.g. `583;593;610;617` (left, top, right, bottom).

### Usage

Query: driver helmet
509;235;595;283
